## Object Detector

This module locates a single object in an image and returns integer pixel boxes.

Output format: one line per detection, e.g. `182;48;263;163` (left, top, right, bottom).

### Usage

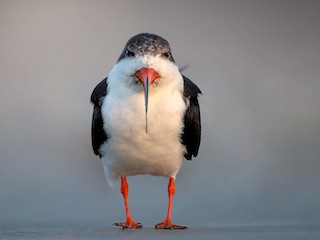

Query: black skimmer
91;33;201;229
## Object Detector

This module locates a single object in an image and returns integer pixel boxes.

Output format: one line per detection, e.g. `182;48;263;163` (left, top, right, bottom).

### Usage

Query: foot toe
155;222;187;230
114;221;142;229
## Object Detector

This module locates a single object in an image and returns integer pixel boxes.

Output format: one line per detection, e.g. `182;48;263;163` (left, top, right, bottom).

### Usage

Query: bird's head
109;33;180;133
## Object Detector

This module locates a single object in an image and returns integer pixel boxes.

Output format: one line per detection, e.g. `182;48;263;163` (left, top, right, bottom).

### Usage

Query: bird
90;33;201;229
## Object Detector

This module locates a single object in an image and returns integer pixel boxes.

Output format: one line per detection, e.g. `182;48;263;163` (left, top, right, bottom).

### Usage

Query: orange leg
155;177;187;229
114;176;142;229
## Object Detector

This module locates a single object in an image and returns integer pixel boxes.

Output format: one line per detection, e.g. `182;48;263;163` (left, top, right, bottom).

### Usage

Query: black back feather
90;78;108;157
181;75;202;160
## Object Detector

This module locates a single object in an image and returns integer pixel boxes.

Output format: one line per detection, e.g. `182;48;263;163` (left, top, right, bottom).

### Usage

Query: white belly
100;87;187;186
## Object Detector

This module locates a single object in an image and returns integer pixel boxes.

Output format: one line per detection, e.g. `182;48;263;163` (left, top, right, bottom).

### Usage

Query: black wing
181;75;202;160
90;78;108;158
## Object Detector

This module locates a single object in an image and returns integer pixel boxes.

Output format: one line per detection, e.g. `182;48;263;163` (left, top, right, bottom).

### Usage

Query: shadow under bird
90;33;201;229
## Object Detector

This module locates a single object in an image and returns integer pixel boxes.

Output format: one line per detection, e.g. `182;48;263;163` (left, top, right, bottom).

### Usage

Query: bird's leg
114;176;142;229
155;177;187;229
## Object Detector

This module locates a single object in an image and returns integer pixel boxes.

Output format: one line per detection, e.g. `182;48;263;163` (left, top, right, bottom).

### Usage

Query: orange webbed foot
155;220;188;230
114;219;142;229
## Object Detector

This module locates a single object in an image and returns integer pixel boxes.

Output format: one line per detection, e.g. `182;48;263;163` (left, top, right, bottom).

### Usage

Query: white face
107;54;183;96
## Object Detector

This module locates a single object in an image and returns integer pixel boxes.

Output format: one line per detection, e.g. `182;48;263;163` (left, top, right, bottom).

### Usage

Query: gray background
1;0;320;229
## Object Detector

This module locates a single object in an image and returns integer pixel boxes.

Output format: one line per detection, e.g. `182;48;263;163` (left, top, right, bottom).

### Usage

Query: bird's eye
162;52;171;59
126;50;135;57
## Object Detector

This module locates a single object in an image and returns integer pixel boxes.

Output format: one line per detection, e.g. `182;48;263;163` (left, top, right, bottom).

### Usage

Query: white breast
99;56;187;187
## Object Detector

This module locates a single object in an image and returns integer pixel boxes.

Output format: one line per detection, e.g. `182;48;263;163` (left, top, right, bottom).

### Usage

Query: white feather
100;55;187;187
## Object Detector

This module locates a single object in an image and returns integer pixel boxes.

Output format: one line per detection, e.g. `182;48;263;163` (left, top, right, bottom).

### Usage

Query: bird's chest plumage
100;83;187;184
